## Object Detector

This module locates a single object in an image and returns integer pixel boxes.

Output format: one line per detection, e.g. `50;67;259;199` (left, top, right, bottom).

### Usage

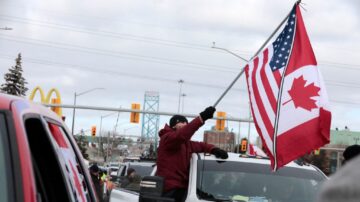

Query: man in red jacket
156;106;228;202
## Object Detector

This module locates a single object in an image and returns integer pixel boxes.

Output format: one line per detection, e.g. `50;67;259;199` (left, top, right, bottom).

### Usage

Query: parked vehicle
0;93;98;202
111;162;156;191
110;152;327;202
123;156;141;162
116;162;155;179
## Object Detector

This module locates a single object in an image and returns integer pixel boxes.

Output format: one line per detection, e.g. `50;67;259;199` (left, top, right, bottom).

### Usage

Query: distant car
107;166;120;178
111;162;156;192
123;156;141;162
118;162;155;178
0;93;98;202
111;153;327;202
109;162;120;167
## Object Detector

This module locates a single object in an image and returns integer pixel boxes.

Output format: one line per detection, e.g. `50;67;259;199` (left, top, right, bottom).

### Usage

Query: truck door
23;115;73;202
0;111;22;202
46;120;94;202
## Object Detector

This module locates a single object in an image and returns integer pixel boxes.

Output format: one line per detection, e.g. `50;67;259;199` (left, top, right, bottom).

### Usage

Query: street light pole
177;79;184;113
71;92;77;135
71;88;104;135
98;112;118;157
181;93;186;113
99;112;118;138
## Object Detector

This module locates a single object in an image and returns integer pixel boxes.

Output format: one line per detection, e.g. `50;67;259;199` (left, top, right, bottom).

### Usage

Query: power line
326;79;360;86
0;34;240;73
2;16;360;72
2;33;360;77
319;61;360;71
0;54;248;92
0;14;251;55
331;99;360;106
1;53;360;106
1;54;359;107
1;40;360;90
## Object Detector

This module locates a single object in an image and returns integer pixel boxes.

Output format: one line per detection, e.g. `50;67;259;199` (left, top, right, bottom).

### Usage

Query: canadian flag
245;4;331;170
249;144;267;157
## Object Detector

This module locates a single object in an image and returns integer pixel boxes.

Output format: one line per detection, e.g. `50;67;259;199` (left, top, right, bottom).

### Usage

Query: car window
117;165;126;177
24;117;71;202
128;164;154;177
47;122;90;201
0;113;10;202
119;164;154;193
197;160;326;202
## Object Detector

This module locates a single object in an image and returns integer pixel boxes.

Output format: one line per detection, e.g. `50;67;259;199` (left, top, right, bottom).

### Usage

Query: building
203;129;235;152
311;128;360;175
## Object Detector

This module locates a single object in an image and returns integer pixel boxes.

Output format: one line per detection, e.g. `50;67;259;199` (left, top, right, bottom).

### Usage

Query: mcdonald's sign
29;86;62;117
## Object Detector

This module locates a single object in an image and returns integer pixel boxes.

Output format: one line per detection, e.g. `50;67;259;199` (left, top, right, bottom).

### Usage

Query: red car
0;93;98;202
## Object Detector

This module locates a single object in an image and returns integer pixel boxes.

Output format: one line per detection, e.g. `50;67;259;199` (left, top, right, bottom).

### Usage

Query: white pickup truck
110;152;327;202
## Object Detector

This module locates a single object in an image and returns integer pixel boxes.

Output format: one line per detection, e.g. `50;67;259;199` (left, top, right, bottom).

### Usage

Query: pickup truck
110;152;327;202
0;93;98;202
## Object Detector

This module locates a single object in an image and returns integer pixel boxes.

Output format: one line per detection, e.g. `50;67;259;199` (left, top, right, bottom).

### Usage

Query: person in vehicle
121;168;142;192
89;164;104;202
156;106;229;202
317;155;360;202
342;144;360;165
268;179;298;202
121;168;136;188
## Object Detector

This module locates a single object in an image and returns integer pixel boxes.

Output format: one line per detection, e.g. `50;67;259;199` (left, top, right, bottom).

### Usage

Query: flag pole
212;7;294;108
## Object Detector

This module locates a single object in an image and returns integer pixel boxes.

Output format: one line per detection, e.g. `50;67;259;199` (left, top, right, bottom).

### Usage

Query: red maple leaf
283;76;320;111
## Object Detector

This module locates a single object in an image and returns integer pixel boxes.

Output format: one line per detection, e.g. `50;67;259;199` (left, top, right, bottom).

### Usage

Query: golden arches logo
29;86;62;116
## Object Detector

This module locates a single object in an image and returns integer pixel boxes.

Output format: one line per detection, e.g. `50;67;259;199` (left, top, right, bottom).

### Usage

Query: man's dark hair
169;115;188;128
89;164;100;173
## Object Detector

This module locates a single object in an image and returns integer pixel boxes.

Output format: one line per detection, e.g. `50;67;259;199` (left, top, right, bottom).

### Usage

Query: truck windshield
197;160;326;202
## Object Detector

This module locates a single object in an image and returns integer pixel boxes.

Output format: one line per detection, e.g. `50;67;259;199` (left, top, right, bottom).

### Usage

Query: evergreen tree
1;53;28;96
75;135;89;160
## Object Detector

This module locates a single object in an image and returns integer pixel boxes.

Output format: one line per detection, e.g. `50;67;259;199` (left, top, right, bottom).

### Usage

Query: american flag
245;4;331;170
269;11;296;72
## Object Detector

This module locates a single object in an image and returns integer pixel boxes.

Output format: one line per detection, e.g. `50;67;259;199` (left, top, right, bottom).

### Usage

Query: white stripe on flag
255;52;275;125
247;57;274;155
265;48;279;99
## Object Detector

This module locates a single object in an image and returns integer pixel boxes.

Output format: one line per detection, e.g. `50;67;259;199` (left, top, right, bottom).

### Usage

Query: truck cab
111;152;327;202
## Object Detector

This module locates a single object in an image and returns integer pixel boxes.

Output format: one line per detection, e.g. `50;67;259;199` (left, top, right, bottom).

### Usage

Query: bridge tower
141;91;160;149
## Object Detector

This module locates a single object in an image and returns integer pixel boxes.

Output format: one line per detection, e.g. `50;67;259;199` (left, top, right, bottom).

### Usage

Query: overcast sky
1;0;359;143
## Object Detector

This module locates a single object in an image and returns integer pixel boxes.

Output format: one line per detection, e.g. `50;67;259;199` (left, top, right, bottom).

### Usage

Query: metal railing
44;103;253;123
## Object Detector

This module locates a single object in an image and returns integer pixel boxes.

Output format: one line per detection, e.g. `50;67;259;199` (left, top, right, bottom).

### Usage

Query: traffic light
91;126;96;137
240;138;248;154
130;103;141;123
50;98;62;117
215;111;226;131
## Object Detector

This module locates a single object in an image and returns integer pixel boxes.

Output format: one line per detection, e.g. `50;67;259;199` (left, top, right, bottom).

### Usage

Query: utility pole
110;107;121;162
247;101;252;151
106;131;110;163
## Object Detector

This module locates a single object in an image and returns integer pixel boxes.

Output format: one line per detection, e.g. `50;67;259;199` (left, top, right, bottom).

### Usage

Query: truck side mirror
139;176;174;202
